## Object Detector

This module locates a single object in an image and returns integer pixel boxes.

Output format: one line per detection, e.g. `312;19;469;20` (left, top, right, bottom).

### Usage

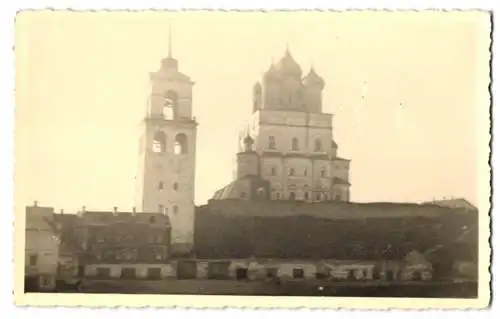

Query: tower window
173;205;179;214
153;131;166;153
292;137;299;151
270;166;277;176
163;90;178;120
314;139;322;152
320;168;326;177
289;168;295;176
173;182;179;191
158;182;164;190
174;133;188;155
268;136;276;149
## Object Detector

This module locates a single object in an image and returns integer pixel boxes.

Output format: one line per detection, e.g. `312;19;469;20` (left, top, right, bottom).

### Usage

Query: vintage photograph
14;10;491;307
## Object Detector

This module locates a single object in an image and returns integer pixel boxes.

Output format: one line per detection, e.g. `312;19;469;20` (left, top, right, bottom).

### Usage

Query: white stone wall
25;227;59;277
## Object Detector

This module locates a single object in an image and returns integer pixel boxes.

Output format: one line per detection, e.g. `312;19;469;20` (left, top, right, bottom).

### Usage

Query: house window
173;182;179;191
266;268;278;278
289;168;295;176
121;267;137;279
29;254;37;266
158;181;164;190
96;267;111;278
303;168;308;176
174;133;188;155
276;192;281;200
316;194;321;201
289;192;296;200
240;192;247;198
293;268;305;279
173;205;179;214
268;136;276;149
147;268;162;280
335;194;341;201
158;204;164;214
236;268;248;280
292;137;299;151
314;138;322;151
304;192;309;201
320;168;326;177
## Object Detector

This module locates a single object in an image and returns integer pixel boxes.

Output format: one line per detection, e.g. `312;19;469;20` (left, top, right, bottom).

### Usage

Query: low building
56;208;172;279
24;203;60;291
194;199;478;280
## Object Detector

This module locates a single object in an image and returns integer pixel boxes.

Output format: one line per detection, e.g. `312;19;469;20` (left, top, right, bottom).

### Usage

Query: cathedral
213;48;351;202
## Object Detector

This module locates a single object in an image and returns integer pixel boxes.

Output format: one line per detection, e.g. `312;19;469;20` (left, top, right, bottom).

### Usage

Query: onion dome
276;49;302;77
243;134;255;152
303;67;325;90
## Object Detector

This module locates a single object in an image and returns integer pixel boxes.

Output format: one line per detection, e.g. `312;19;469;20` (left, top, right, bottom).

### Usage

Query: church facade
214;49;351;202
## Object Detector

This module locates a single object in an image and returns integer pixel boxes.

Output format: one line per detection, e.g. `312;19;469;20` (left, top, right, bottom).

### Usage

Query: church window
158;181;164;190
268;136;276;149
173;205;179;214
289;192;296;200
289;168;295;176
173;182;179;191
153;131;166;153
174;133;188;154
292;137;299;151
163;90;178;120
314;139;322;151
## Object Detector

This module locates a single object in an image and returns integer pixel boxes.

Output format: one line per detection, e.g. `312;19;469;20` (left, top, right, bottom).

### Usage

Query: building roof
202;199;472;221
195;201;477;261
212;175;269;200
80;211;171;225
424;198;477;211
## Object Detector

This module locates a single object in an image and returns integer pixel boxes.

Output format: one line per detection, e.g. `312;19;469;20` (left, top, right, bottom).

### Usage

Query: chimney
33;200;38;207
113;206;118;214
132;207;136;214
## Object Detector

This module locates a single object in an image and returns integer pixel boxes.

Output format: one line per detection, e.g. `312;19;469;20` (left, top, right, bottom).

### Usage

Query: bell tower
135;34;197;256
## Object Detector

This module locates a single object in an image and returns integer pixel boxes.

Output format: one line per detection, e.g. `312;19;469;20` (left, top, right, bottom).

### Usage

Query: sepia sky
15;11;490;212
